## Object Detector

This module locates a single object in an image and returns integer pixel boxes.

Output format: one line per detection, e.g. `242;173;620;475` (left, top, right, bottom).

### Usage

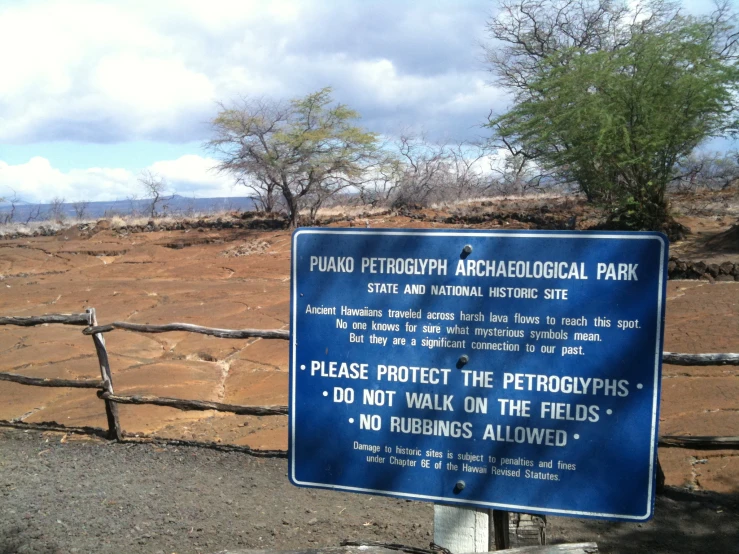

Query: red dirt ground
0;211;737;495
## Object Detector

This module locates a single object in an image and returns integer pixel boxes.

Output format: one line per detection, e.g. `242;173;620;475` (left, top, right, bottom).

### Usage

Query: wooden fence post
87;308;122;441
656;457;665;494
434;505;491;553
506;513;547;548
434;506;547;551
492;510;510;550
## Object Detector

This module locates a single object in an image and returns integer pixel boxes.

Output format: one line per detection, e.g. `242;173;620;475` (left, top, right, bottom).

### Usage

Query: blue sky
0;0;732;203
1;141;204;172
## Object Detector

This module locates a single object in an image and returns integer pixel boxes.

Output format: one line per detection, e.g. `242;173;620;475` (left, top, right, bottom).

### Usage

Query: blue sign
289;229;667;521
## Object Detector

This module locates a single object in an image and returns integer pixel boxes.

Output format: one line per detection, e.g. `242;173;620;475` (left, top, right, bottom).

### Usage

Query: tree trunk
284;194;299;228
280;182;300;229
287;202;299;228
265;184;278;213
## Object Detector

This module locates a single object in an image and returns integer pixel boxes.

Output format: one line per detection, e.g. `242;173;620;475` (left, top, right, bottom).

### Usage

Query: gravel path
1;429;737;554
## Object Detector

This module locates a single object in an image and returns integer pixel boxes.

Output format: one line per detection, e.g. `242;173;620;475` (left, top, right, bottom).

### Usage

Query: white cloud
149;155;239;198
0;157;135;203
0;155;237;203
0;0;720;149
0;0;496;144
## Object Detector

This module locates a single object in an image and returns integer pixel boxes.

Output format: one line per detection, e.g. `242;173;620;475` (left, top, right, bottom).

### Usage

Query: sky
0;0;501;203
0;0;729;204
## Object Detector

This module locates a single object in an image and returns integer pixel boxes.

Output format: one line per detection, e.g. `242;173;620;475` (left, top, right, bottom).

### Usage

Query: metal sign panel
289;229;667;521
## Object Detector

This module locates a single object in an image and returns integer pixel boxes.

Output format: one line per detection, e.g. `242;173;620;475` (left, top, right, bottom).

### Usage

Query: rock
692;261;708;274
307;517;318;525
715;275;735;282
707;263;720;277
687;261;707;278
719;261;734;275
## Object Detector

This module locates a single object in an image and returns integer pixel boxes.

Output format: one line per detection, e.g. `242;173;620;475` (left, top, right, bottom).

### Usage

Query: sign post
289;229;668;535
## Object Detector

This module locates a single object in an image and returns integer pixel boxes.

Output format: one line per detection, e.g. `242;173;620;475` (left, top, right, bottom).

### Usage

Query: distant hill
0;196;257;223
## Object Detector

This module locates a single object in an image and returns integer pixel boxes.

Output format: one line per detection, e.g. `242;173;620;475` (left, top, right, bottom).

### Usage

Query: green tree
209;87;378;227
486;0;739;230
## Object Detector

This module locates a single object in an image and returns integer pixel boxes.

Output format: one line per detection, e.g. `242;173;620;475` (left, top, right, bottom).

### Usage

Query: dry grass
429;192;571;210
0;220;67;238
309;194;573;218
109;215;181;229
670;188;739;219
220;240;270;257
0;210;241;238
309;205;390;218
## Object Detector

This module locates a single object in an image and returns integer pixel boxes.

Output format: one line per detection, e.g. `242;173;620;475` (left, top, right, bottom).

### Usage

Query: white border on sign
289;229;667;521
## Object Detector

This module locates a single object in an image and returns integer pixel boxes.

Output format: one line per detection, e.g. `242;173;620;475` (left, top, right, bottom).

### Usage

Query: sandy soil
0;210;737;501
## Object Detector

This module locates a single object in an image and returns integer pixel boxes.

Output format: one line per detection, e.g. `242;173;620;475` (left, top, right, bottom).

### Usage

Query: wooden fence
1;309;737;550
1;310;738;453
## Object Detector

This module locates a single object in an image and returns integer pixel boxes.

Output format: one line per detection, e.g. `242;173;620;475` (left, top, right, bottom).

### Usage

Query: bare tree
48;197;66;223
362;136;492;208
486;150;561;197
138;170;173;218
182;197;196;218
671;151;739;192
447;141;493;199
126;193;141;217
72;200;89;220
393;135;453;207
24;205;41;224
0;190;20;224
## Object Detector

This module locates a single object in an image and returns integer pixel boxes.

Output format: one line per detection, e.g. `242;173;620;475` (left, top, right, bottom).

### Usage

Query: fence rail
98;392;288;415
662;352;739;366
0;313;90;326
658;435;739;448
0;372;104;388
1;311;737;455
83;321;289;340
